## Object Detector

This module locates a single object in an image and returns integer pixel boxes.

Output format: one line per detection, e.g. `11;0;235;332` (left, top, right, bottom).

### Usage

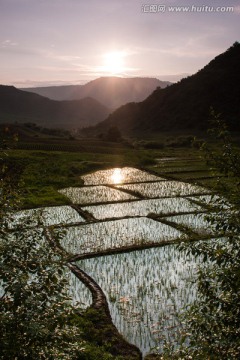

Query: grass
5;132;238;211
71;308;141;359
4;136;230;208
7;145;157;208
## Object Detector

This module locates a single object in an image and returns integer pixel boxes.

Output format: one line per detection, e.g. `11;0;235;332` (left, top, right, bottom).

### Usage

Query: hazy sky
1;0;239;87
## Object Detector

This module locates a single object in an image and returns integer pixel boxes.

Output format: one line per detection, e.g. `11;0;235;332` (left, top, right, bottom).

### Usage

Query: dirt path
67;262;142;359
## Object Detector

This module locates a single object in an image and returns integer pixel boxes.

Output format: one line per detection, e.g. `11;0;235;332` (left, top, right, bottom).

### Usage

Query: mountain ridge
84;43;240;135
0;85;110;129
20;76;171;109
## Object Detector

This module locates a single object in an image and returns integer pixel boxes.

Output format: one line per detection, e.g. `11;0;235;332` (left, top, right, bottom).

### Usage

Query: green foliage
4;145;159;208
135;140;164;149
0;133;140;359
99;126;123;142
0;228;84;359
71;308;138;360
0;133;85;359
162;114;240;359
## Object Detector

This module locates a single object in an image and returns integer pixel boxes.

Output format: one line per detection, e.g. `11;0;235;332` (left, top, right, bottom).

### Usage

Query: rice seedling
187;194;230;209
58;218;183;255
116;181;210;198
68;245;202;355
7;206;85;228
82;197;202;220
59;185;137;204
166;213;217;235
10;166;217;356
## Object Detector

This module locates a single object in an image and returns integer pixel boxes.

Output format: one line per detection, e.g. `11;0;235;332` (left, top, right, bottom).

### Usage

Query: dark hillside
87;43;240;135
0;86;110;129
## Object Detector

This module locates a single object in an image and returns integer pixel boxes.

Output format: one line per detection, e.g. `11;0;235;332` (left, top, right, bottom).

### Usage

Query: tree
105;126;122;142
0;133;84;359
162;111;240;359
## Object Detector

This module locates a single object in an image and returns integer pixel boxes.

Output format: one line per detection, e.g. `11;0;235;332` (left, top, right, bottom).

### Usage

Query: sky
0;0;240;87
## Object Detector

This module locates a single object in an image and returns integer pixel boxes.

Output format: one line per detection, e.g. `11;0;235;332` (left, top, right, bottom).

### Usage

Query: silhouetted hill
86;43;240;136
20;85;81;102
21;77;171;109
0;86;110;129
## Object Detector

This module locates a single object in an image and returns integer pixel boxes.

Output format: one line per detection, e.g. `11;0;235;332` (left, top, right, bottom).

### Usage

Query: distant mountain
85;43;240;136
21;77;171;109
0;86;110;129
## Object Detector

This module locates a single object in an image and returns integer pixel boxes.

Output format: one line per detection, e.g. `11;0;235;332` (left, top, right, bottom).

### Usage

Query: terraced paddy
81;167;163;185
82;197;200;220
11;165;219;356
59;185;137;204
68;245;201;355
8;205;85;228
44;166;219;355
165;213;216;235
116;181;210;198
58;218;183;255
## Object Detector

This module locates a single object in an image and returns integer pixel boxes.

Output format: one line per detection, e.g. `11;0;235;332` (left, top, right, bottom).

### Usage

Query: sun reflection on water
111;168;124;184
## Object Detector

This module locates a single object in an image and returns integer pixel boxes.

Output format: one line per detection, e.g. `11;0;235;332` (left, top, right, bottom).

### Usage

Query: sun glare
111;168;124;184
103;51;126;74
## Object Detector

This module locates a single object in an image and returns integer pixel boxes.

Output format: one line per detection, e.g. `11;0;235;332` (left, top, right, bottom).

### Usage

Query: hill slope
0;86;110;129
21;77;171;109
87;43;240;135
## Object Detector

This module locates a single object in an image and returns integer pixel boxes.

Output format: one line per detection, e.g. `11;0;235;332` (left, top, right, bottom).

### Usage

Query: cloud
14;79;87;88
1;39;18;47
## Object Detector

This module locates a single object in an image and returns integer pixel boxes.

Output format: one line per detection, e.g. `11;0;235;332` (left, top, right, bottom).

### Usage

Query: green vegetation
0;128;142;360
5;139;158;208
4;135;221;208
158;117;240;359
1;114;239;359
72;308;140;360
0;145;84;359
0;225;84;359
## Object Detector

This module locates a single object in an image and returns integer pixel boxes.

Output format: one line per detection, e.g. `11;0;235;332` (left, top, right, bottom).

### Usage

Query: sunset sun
103;51;126;74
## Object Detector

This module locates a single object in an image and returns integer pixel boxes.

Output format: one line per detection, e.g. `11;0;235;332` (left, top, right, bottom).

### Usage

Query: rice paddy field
59;185;137;204
82;197;200;220
81;167;163;185
58;218;183;255
68;245;201;355
11;164;220;356
8;205;85;228
7;145;225;357
116;180;210;198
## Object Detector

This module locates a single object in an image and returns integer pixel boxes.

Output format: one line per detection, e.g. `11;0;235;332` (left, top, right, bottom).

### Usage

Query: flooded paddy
58;217;183;255
116;180;210;198
52;167;217;355
187;194;218;204
187;194;229;209
69;245;200;355
8;205;85;228
81;167;164;185
82;197;201;220
59;185;137;204
166;213;216;235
